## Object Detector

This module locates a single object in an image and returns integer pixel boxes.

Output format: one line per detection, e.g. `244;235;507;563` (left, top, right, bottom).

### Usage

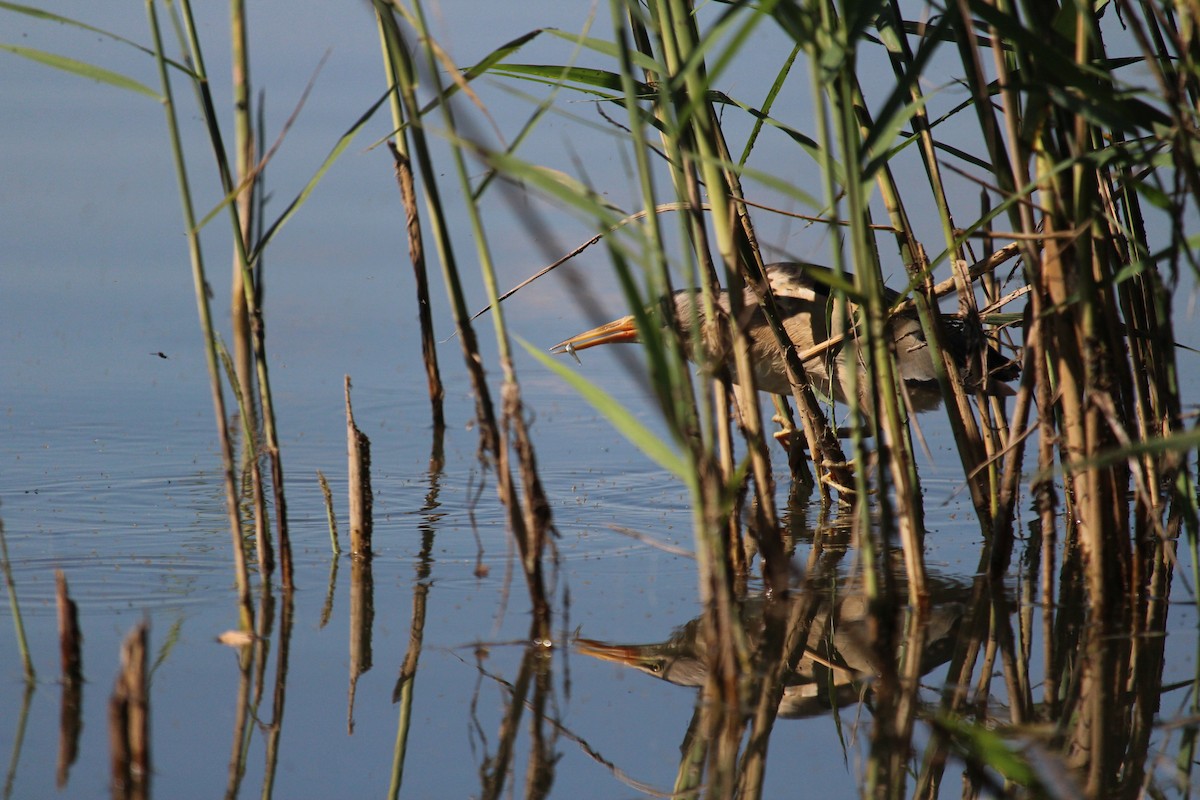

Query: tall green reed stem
0;516;34;683
172;0;292;589
146;0;253;631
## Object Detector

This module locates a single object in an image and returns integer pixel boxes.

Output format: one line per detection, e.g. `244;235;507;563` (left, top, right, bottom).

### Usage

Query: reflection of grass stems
4;682;34;796
146;0;253;632
387;582;428;799
0;516;34;683
259;590;293;798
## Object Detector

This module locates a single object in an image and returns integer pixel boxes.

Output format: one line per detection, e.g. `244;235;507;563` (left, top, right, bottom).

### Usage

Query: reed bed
426;0;1199;794
6;0;1200;796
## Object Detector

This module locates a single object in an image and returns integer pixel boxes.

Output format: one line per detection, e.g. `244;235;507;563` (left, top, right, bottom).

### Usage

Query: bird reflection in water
576;570;971;719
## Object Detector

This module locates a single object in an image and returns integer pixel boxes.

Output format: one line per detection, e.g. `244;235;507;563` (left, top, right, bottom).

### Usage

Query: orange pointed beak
574;638;642;663
549;315;640;358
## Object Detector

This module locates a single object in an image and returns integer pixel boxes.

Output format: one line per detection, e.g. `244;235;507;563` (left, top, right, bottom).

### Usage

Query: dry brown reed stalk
347;422;376;738
386;136;445;430
345;376;372;558
229;0;257;459
108;622;149;800
376;0;554;642
55;570;82;789
54;570;82;682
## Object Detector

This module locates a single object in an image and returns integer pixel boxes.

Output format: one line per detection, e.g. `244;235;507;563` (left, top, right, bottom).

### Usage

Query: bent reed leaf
522;339;689;482
0;43;160;98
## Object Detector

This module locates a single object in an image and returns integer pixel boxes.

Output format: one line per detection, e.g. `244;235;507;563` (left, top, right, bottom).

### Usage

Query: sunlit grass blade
0;44;160;97
487;62;650;97
523;340;690;482
248;90;391;262
0;1;195;74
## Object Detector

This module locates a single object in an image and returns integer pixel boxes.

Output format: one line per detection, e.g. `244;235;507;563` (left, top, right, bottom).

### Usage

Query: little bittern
551;262;1018;416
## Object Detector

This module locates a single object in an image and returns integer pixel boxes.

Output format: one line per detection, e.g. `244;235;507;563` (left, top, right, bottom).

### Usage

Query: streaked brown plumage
551;262;1017;415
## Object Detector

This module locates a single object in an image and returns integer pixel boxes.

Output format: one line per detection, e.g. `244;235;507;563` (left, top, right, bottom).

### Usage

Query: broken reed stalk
345;376;372;557
344;375;375;733
386;137;445;431
109;622;149;800
55;570;82;683
55;570;82;789
146;0;253;632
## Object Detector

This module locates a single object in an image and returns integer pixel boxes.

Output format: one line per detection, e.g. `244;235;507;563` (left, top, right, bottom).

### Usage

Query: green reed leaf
522;339;689;481
0;43;159;98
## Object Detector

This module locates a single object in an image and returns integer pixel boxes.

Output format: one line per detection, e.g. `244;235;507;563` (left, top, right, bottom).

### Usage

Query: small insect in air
150;352;169;359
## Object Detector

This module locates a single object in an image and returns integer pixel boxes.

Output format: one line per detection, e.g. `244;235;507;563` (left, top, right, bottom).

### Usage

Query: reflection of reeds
388;433;442;798
108;622;149;800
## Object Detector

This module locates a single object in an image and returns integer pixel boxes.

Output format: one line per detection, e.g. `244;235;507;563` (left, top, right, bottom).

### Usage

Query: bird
550;262;1018;419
